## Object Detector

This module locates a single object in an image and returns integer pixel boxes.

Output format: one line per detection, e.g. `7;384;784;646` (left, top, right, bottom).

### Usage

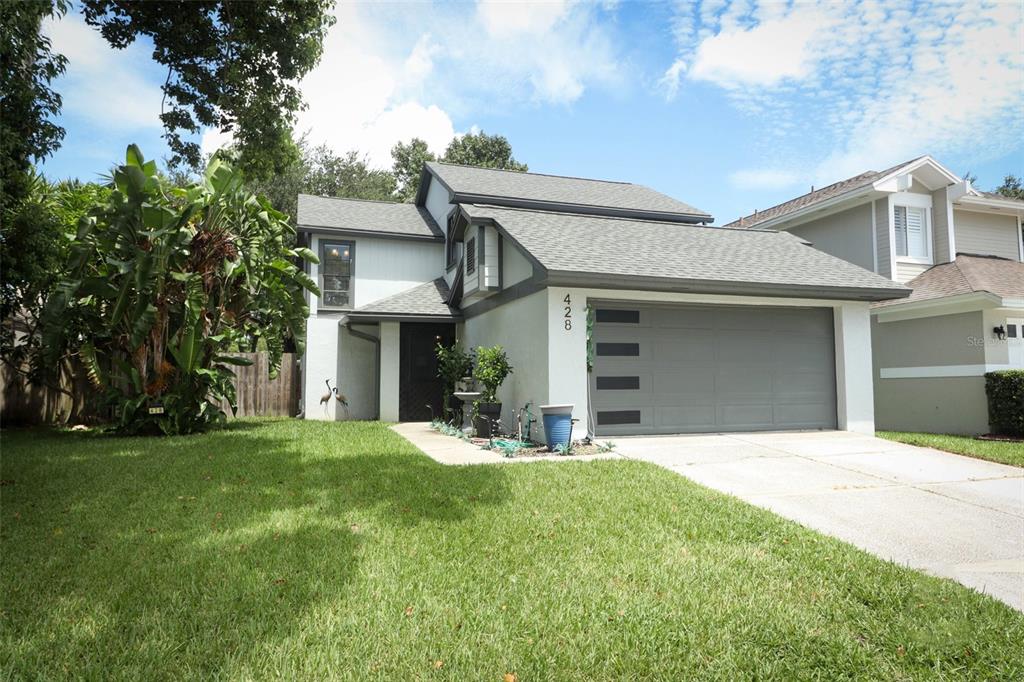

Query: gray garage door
590;303;837;435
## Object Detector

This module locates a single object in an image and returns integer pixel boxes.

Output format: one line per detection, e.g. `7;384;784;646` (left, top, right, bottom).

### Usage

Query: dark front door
399;322;455;421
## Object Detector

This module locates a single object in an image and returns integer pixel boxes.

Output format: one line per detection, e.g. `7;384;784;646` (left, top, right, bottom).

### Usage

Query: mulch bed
469;438;608;458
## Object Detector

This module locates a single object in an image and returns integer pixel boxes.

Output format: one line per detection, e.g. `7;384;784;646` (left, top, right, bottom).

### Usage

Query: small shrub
985;370;1024;436
597;441;616;453
473;345;513;403
436;343;473;420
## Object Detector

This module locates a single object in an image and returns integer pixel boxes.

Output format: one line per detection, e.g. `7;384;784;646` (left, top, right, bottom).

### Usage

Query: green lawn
2;420;1022;680
878;431;1024;468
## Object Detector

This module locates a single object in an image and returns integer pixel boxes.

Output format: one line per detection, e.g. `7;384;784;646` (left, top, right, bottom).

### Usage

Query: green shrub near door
985;370;1024;436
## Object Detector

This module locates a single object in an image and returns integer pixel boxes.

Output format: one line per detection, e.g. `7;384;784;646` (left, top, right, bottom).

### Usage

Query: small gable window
466;236;477;274
894;205;929;261
445;211;459;269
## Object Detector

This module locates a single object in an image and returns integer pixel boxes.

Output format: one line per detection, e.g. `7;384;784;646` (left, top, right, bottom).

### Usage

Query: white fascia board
872;156;961;192
872;291;1002;323
880;364;1016;379
954;195;1024;217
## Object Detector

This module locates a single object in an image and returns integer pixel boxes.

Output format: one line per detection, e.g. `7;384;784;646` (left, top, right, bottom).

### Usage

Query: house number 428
563;293;572;331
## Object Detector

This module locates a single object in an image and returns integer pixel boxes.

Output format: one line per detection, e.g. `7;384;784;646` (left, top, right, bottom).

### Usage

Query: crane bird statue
321;379;350;417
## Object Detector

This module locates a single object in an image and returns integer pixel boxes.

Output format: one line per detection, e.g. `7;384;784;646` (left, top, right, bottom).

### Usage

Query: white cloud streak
667;0;1024;184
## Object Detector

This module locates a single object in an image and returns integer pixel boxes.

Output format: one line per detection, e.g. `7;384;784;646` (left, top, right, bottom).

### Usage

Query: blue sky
43;0;1023;224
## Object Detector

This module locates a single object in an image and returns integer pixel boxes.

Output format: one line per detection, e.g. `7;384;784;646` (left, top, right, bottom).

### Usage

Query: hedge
985;370;1024;437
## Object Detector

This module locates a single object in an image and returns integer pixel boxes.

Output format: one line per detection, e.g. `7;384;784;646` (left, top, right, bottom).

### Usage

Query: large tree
391;131;528;201
81;1;335;180
247;136;397;225
0;0;69;218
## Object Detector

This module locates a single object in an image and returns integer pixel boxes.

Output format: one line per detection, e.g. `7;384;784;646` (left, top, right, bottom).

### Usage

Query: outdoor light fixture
993;325;1006;340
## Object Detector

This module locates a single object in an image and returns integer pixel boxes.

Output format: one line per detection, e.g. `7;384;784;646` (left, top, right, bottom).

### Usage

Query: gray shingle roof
462;204;909;301
873;255;1024;308
347;278;459;319
297;194;443;240
726;157;924;228
425;162;712;222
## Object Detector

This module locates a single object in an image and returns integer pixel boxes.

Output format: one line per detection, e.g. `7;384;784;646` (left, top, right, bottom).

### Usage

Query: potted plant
472;345;513;437
435;343;474;422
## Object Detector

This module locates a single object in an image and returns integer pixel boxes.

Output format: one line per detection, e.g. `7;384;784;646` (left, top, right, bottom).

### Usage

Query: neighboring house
297;162;905;439
727;156;1024;434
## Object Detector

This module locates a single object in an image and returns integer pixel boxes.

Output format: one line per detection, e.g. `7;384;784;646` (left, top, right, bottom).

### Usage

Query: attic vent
466;236;476;274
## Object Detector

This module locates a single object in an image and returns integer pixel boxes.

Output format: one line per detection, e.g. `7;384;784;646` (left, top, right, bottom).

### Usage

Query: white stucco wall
304;316;342;421
462;290;550;438
546;287;877;437
308;233;442;313
338;324;378;420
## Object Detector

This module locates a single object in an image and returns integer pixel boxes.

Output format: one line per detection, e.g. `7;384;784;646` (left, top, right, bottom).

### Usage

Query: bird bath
452;391;482;431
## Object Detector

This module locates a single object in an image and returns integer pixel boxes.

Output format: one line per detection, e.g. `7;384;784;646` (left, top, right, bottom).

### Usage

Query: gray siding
874;376;989;435
789;203;875;272
953;209;1021;260
875;200;891;278
871;312;989;435
872;311;984;368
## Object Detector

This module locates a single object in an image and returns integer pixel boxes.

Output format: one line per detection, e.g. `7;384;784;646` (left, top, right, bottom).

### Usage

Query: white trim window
894;204;931;262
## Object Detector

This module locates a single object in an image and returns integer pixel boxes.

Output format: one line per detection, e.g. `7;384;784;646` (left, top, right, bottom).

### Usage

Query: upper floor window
319;240;354;309
894;205;929;261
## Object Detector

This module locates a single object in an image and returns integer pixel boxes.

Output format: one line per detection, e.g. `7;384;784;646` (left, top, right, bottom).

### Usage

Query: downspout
342;318;381;420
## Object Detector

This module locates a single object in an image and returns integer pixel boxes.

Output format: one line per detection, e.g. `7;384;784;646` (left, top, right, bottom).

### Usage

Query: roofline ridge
467;203;776;233
299;193;408;207
430;160;634;186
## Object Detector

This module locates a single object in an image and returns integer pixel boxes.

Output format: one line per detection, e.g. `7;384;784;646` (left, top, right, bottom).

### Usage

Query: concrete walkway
611;430;1024;611
391;422;623;465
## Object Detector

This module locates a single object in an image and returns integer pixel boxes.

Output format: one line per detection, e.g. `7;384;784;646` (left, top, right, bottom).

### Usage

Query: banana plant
41;145;319;434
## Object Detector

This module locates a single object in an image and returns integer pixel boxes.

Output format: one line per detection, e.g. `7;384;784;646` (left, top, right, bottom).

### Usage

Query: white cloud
43;13;163;130
688;9;828;88
729;168;802;190
477;0;569;37
666;0;1024;184
659;58;687;101
201;1;623;167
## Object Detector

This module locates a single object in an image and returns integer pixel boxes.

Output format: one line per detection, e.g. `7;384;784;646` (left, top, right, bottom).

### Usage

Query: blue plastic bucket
540;404;573;450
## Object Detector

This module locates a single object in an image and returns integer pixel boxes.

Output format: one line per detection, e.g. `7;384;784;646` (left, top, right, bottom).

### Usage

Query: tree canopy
994;175;1024;201
246;137;396;226
391;131;528;201
81;0;335;180
0;0;69;216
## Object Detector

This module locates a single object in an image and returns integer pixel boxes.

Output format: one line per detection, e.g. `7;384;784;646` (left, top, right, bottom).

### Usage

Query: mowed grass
2;420;1022;680
878;430;1024;468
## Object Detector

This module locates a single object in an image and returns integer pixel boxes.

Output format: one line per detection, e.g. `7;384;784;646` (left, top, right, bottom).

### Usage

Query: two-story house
297;162;906;440
727;156;1024;434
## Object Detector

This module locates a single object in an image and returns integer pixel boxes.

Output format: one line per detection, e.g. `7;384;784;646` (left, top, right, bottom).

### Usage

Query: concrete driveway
611;431;1024;611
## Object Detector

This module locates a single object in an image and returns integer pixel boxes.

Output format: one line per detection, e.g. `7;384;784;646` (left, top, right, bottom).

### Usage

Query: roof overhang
953;195;1024;217
297;224;444;243
871;291;1014;323
872;155;960;192
341;311;462;324
751;156;963;231
543;271;910;302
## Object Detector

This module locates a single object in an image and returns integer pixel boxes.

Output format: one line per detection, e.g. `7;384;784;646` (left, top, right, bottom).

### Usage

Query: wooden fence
219;352;300;418
1;352;299;425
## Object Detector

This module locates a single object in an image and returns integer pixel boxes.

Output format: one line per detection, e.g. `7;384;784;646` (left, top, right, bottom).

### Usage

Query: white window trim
890;192;933;265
